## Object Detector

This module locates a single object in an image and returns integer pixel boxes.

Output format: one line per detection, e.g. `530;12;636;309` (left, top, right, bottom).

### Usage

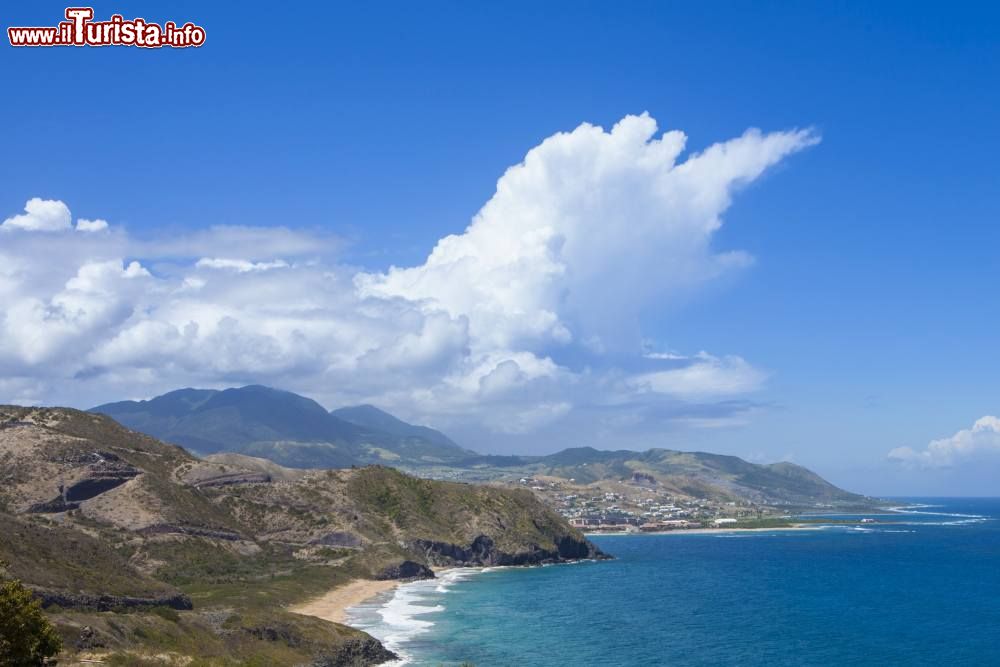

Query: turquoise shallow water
347;499;1000;666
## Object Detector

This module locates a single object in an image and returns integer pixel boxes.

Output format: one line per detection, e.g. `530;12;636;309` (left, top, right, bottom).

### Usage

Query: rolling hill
452;446;868;506
0;405;605;664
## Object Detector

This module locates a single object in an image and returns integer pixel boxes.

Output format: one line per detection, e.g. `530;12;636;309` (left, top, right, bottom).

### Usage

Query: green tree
0;563;62;666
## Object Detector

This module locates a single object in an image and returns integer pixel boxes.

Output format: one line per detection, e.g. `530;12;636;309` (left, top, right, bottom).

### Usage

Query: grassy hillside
0;405;604;665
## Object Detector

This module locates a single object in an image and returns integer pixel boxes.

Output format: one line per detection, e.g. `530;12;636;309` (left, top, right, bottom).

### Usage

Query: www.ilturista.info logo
8;7;205;48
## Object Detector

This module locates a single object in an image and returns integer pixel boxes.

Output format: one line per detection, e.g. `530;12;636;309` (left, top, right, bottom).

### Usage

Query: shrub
0;571;62;665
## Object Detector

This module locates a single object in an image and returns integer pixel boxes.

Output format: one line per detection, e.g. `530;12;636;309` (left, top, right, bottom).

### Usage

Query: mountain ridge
91;385;469;467
455;446;866;506
92;385;867;507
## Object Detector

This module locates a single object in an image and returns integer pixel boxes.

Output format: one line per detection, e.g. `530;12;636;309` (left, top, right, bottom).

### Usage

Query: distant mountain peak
92;385;472;468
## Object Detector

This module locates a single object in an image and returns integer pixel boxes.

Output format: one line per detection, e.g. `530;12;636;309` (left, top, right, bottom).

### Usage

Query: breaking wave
345;568;482;665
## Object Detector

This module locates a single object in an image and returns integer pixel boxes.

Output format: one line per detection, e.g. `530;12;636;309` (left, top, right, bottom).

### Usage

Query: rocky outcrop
310;637;398;667
27;497;80;513
33;587;193;611
555;534;607;560
374;560;435;581
409;533;609;567
238;622;396;666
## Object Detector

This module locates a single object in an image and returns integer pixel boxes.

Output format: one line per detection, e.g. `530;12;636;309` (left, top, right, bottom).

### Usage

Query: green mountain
0;405;605;665
91;385;470;467
92;385;865;507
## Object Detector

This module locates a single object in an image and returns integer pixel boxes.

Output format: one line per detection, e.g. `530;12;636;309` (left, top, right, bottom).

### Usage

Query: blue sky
3;2;1000;495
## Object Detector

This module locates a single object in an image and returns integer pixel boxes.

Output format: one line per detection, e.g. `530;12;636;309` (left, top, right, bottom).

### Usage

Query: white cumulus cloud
889;416;1000;468
2;197;72;232
0;114;817;448
76;218;109;232
358;113;817;357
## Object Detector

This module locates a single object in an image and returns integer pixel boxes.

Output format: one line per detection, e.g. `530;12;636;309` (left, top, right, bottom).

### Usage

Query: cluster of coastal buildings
524;479;764;531
568;516;741;532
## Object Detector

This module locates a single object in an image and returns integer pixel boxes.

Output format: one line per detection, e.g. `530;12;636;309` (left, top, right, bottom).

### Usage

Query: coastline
585;523;826;537
292;522;871;625
287;526;834;627
280;501;999;665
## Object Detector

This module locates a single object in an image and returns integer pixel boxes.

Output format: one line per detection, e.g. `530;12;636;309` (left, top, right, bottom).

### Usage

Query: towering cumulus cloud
358;114;816;356
0;114;817;446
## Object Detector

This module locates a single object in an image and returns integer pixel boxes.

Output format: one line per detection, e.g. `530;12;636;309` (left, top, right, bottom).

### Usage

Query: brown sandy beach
288;578;401;624
291;567;456;625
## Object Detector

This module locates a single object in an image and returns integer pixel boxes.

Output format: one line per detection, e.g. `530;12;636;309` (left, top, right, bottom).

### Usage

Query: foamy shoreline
289;566;460;625
290;567;477;666
288;577;402;624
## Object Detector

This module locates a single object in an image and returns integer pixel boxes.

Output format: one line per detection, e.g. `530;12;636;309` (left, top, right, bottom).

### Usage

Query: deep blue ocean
347;499;1000;666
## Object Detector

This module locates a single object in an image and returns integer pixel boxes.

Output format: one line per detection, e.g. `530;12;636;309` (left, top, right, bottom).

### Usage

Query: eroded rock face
27;497;80;513
33;587;193;611
409;533;609;567
310;637;398;667
26;450;142;513
374;560;435;581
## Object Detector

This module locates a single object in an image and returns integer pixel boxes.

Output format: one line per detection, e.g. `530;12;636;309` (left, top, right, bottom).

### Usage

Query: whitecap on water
887;506;986;520
346;568;482;665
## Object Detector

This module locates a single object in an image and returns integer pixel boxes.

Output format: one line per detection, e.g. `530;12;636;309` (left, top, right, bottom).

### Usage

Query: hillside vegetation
0;405;604;665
